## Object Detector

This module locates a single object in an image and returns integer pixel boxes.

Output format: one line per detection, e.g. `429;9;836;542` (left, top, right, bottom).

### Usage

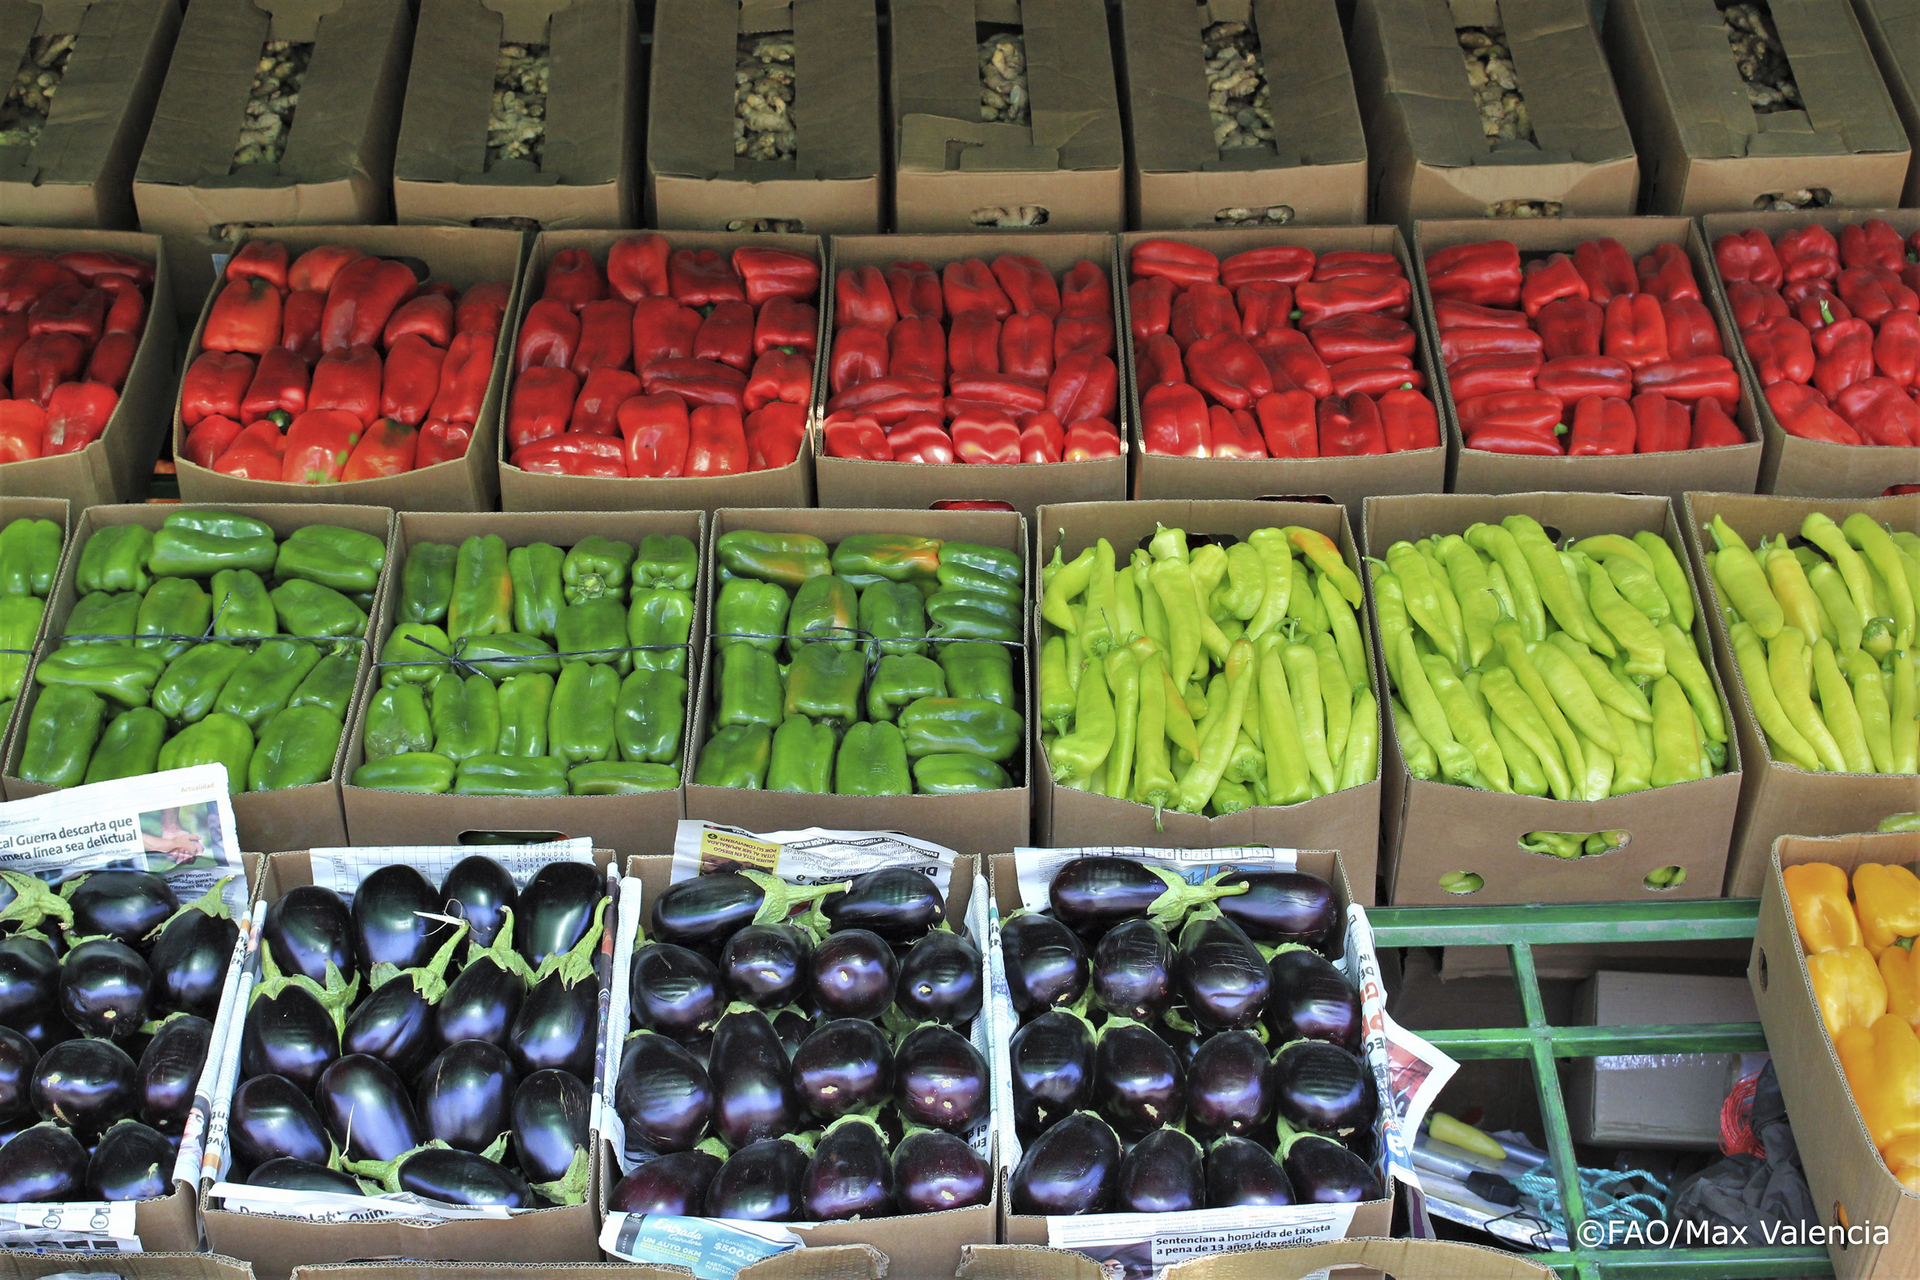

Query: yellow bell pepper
1883;944;1920;1030
1882;1133;1920;1194
1835;1014;1920;1165
1808;944;1889;1038
1784;862;1862;954
1855;863;1920;957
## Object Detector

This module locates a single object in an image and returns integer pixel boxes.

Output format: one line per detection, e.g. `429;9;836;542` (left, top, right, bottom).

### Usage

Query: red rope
1720;1070;1765;1157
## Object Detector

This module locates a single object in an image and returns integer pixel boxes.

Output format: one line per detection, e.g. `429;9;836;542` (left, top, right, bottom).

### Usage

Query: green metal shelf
1369;898;1832;1280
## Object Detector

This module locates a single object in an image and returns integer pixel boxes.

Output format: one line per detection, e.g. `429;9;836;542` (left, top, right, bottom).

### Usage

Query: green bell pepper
270;579;367;639
66;591;141;646
830;533;942;588
938;641;1017;708
274;525;386;594
912;752;1011;794
694;724;771;787
859;581;926;657
562;536;634;604
567;761;678;795
788;575;859;651
716;530;830;588
616;669;686;765
210;570;276;639
156;712;254;792
432;672;501;761
448;535;512;640
634;534;698;591
0;518;61;597
784;644;863;726
898;697;1022;762
379;623;451;686
75;525;153;593
925;588;1019;643
216;639;320;730
629;588;692;674
401;542;458;625
152;643;247;723
767;715;835;792
867;654;945;722
550;661;618;764
149;514;275;578
249;704;343;790
136;578;209;659
455;754;569;797
508;542;566;638
364;683;433;760
495;672;553;758
835;721;910;795
556;597;630;672
85;707;167;784
715;578;789;650
163;511;271;539
19;684;106;785
715;643;783;730
458;633;560;681
289;652;358;719
35;645;165;707
0;594;43;699
936;543;1022;601
353;751;456;793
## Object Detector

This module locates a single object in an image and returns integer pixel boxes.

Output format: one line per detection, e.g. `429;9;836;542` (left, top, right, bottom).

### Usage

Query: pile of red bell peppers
181;241;512;482
507;236;816;478
0;247;151;464
1129;238;1439;459
819;254;1122;464
1717;219;1920;448
1426;238;1747;457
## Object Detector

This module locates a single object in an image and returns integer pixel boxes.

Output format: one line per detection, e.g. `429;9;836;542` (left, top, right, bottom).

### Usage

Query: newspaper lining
599;1211;800;1277
672;820;956;896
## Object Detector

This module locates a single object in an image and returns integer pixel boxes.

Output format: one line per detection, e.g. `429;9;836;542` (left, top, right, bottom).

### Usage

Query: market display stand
1370;899;1830;1280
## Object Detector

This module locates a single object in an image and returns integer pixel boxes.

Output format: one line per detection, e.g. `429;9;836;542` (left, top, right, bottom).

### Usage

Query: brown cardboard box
889;0;1125;234
1605;0;1910;216
296;1267;696;1280
1365;492;1740;905
647;0;883;235
393;0;638;229
0;227;175;507
1850;0;1920;207
814;232;1126;521
340;510;703;859
133;0;414;309
1349;0;1637;225
498;229;818;512
687;507;1031;854
0;0;179;228
1751;831;1920;1280
1;503;396;852
1678;490;1920;895
957;1238;1555;1280
1117;0;1367;230
1411;217;1765;498
1123;226;1446;510
1033;500;1382;902
171;225;528;512
1699;208;1920;497
0;1257;253;1280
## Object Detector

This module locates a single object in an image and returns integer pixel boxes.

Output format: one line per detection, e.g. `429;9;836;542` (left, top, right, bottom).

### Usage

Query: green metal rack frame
1369;898;1833;1280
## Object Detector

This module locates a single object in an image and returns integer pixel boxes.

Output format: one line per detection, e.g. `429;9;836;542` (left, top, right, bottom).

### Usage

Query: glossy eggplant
895;929;981;1025
999;912;1087;1014
809;928;896;1021
1093;1021;1184;1139
608;1149;723;1214
1185;1029;1272;1139
514;862;603;970
791;1018;892;1122
1008;1111;1120;1216
416;1040;517;1153
1265;948;1361;1051
894;1024;988;1135
1049;857;1235;936
1271;1040;1376;1136
229;1073;331;1174
0;1027;35;1124
435;953;526;1049
1090;918;1175;1022
1206;1136;1295;1207
351;865;442;973
440;856;518;949
136;1014;211;1135
1116;1127;1204;1213
264;885;356;986
771;1010;812;1061
1176;913;1269;1031
316;1054;422;1163
399;1147;533;1207
629;942;723;1037
1215;870;1339;951
718;924;810;1009
803;1115;894;1220
342;977;438;1077
711;1009;803;1147
86;1119;172;1201
31;1037;136;1139
0;1123;85;1201
13;1010;73;1055
1158;1018;1203;1070
892;1129;990;1214
67;870;177;949
0;933;58;1026
674;1028;714;1070
647;873;763;950
708;1136;808;1221
1008;1009;1093;1140
147;896;239;1020
823;868;944;943
240;985;340;1093
1279;1129;1381;1202
512;1068;590;1186
248;1157;364;1195
614;1032;712;1153
508;970;598;1080
58;937;150;1039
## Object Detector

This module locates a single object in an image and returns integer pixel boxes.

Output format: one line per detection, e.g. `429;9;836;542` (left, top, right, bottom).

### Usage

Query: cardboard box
0;227;175;507
1349;0;1637;225
1699;208;1920;497
1116;0;1367;230
1123;226;1446;510
889;0;1125;234
171;224;528;512
1365;492;1741;906
1565;970;1760;1149
646;0;883;235
0;502;397;852
0;0;180;228
1678;490;1920;896
1751;831;1920;1280
1033;500;1382;902
1411;217;1765;499
1850;0;1920;207
498;229;819;512
295;1266;717;1280
814;232;1126;521
392;0;637;229
956;1238;1555;1280
687;507;1032;854
340;510;704;859
1606;0;1910;217
0;1257;253;1280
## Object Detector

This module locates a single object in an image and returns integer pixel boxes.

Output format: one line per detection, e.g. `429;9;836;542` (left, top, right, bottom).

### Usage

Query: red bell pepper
1537;356;1633;406
1836;376;1920;446
380;334;445;427
1635;245;1701;303
1136;333;1185;387
1457;390;1562;437
1521;254;1589;318
1019;410;1064;463
340;418;417;480
1536;297;1603;360
0;259;77;312
99;277;145;339
9;332;81;408
831;324;890;394
1235;281;1293;344
511;434;628;478
1206;405;1266;458
517;298;581;372
382;293;453;349
84;332;136;393
543;249;606;311
212;421;287;479
203;276;281;354
618;393;690;476
572;299;634;375
632;297;702;367
1767;380;1863;444
288;245;363;294
886;261;943;320
1715;230;1785;290
732;247;819;307
888;414;954;464
1293;275;1410;328
1130;277;1175;343
308;343;383;427
695;301;755;372
455;281;511;337
1041;353;1117;423
1169;283;1240;350
52;250;148;288
754;296;818;357
1442;324;1544;364
1813;317;1876;401
889;315;946;385
1063;418;1121;461
1795;291;1851;336
0;399;40;461
182;414;242;469
1141;381;1209;456
1309;313;1415;362
951;371;1047;414
943;260;1014;319
1690;395;1747;448
1133;240;1220;288
669;250;746;308
1841;219;1906;272
1318;392;1386;456
1254;389;1317;458
744;402;806;469
824;375;944;423
1448;353;1542;399
1602;293;1669;370
1314;250;1402;281
1330;356;1421;397
1727;281;1790;332
507;366;579;450
951;402;1021;463
570;367;642;435
1427;241;1522;308
1434;298;1530;331
1466;421;1565;455
427;331;495;425
416;419;472;467
241;345;309;427
1000;312;1054;382
39;382;115;456
280;289;325;365
1061;261;1108;313
1745;317;1816;386
226;239;289;291
1778;225;1842;283
321;257;417;354
1253;329;1332;398
836;265;899;334
1573;238;1639;304
641;358;748;410
823;410;892;461
1633;356;1742;408
181;349;256;427
281;409;363;483
1566;394;1635;455
1629;391;1689;454
609;234;671;302
948;311;1000;377
1876;310;1920;387
686;404;749;475
1662;298;1723;359
26;283;104;345
746;349;811;411
992;255;1060;317
1054;307;1113;359
1379;387;1440;452
1185;333;1273;410
1218;245;1311;289
1837;267;1919;324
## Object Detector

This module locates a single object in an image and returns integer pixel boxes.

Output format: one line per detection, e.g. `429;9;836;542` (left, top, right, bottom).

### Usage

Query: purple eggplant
718;924;811;1009
86;1119;171;1201
809;929;897;1021
674;1028;714;1069
1271;1040;1376;1137
629;942;723;1037
609;1149;723;1214
0;1027;36;1124
999;912;1086;1015
1116;1128;1204;1213
229;1074;330;1174
803;1114;894;1220
1009;1111;1119;1216
0;933;59;1027
512;1068;589;1187
823;868;944;943
351;865;443;974
248;1157;364;1195
508;969;599;1080
1265;948;1361;1051
264;885;356;988
146;884;239;1020
13;1011;73;1055
709;1136;809;1221
440;856;518;950
1176;913;1269;1031
1206;1136;1294;1207
614;1032;712;1154
1186;1029;1272;1139
435;939;527;1050
895;929;981;1026
31;1037;135;1139
1090;918;1175;1022
791;1018;892;1122
136;1014;211;1136
240;985;340;1093
1008;1009;1093;1140
1215;870;1339;951
514;862;603;970
0;1122;85;1200
58;937;150;1040
711;1009;803;1147
648;870;843;953
771;1009;813;1061
892;1130;989;1214
342;977;438;1077
1158;1018;1204;1069
67;870;177;950
1048;857;1239;936
416;1040;517;1153
316;1054;422;1163
398;1146;533;1207
894;1025;987;1136
1093;1021;1184;1139
1278;1127;1381;1203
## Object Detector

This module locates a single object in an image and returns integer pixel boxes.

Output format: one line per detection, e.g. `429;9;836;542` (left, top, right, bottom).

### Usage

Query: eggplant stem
147;876;236;942
532;1146;590;1206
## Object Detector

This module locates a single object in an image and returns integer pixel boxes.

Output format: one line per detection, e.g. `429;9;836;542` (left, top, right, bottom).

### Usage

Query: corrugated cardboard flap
1022;0;1120;169
392;0;497;184
1374;0;1498;166
0;0;168;186
0;0;46;181
1503;0;1634;164
273;0;404;185
135;0;266;185
1867;0;1920;104
1119;0;1217;173
1227;0;1365;170
483;0;561;43
1771;0;1909;153
788;0;882;180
